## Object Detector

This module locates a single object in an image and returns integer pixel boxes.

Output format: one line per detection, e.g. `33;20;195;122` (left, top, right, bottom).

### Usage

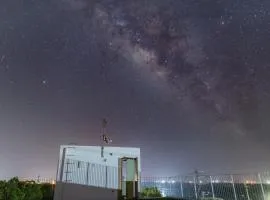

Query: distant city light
161;190;166;197
166;180;175;184
159;179;176;184
266;180;270;185
245;180;256;184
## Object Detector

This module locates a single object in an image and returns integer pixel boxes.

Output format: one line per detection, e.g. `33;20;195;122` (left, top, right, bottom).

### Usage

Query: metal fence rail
12;159;270;200
60;159;119;189
60;159;270;200
141;172;270;200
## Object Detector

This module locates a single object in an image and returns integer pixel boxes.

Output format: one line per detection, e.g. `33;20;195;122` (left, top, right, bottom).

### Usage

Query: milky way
1;0;270;177
60;0;270;139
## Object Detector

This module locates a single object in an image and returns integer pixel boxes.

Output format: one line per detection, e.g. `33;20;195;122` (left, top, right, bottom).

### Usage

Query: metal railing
15;159;270;200
58;159;270;200
141;172;270;200
59;159;119;189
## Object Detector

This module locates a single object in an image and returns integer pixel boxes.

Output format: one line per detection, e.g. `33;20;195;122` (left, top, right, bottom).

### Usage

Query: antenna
102;118;107;135
100;118;112;158
101;118;112;145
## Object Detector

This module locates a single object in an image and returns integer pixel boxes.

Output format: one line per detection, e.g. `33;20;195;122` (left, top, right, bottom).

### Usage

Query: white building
54;145;141;200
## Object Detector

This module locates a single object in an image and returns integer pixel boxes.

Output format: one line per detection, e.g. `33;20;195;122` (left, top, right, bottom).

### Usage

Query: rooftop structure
54;145;141;200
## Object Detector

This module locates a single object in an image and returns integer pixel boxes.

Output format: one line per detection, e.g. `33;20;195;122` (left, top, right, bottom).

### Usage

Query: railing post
210;175;215;199
86;162;90;185
65;159;70;182
194;176;198;199
169;178;172;197
258;173;266;200
105;165;108;188
245;183;250;200
180;176;184;198
231;174;237;200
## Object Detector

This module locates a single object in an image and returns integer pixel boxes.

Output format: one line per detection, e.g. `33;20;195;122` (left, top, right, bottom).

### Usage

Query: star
1;0;270;179
42;80;48;85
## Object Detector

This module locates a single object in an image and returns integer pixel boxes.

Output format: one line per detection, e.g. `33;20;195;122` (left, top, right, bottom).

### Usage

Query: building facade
54;145;141;200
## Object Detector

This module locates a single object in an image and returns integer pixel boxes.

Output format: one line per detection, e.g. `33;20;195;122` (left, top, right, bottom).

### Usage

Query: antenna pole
101;118;106;158
101;118;112;158
102;118;107;135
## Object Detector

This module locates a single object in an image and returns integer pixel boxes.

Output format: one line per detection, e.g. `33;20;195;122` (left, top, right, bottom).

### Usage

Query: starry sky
1;0;270;179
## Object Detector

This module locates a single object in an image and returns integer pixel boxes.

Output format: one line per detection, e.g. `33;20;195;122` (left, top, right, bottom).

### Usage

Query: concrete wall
57;145;141;169
53;182;119;200
60;160;119;189
56;145;141;190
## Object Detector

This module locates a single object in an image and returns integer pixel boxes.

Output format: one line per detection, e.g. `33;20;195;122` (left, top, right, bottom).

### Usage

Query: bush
22;181;43;200
40;183;54;200
0;177;44;200
140;187;162;198
0;180;7;200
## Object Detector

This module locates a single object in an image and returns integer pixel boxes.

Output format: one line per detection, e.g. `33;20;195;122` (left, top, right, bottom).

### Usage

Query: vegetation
0;177;53;200
40;183;54;200
140;186;162;198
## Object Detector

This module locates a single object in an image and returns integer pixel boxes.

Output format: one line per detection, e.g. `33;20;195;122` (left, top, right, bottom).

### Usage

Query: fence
59;159;119;189
58;159;270;200
12;159;270;200
141;172;270;200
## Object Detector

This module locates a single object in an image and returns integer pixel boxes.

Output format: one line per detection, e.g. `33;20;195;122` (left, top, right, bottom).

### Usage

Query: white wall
56;145;141;190
64;146;140;167
54;182;119;200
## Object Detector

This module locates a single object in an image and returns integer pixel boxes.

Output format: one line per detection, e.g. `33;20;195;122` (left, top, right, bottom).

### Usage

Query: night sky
1;0;270;179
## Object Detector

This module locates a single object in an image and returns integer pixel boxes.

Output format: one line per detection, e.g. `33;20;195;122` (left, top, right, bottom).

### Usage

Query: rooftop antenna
100;118;112;158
